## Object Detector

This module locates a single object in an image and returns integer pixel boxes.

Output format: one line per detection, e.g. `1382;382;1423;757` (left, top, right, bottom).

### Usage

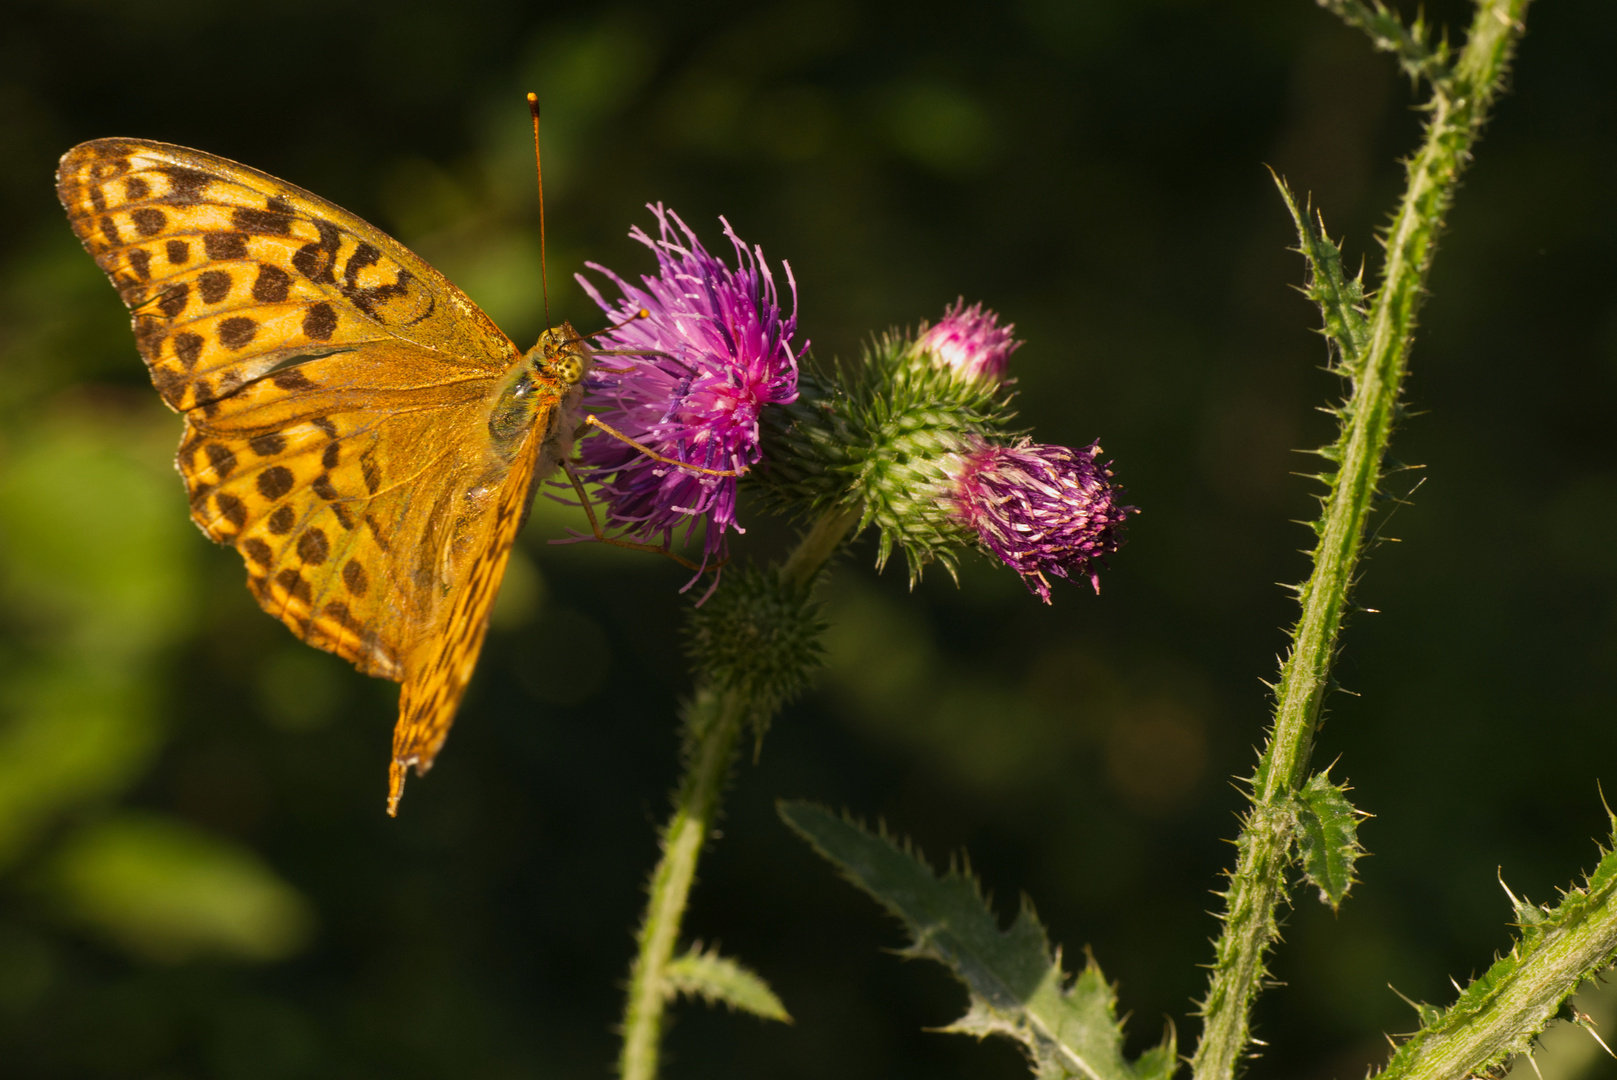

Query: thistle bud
913;299;1021;386
947;439;1135;601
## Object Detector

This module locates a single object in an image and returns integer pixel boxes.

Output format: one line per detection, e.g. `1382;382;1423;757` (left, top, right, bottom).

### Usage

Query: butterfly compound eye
555;355;585;385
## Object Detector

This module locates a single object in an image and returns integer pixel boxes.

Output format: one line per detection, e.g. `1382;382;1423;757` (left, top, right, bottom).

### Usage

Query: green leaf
1319;0;1454;87
1271;172;1372;382
780;802;1174;1080
1294;772;1365;910
663;945;791;1023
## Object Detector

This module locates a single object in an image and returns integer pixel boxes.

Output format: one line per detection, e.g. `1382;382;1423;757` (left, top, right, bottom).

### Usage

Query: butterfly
57;138;595;815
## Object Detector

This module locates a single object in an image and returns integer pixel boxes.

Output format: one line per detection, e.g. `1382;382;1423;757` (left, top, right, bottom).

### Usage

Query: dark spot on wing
233;204;293;235
364;513;391;551
241;537;273;567
292;220;341;284
276;568;312;603
258;465;294;500
312;474;339;501
340;241;414;318
342;559;369;596
268;504;296;534
173;332;204;370
131;208;166;236
199;270;231;303
219;316;257;349
134;316;164;360
302;302;337;341
204;443;237;478
322;441;340;470
166;239;189;265
297;527;329;565
158;167;212;203
157;283;189;318
150;365;184;405
252;264;291;303
204;232;248;260
126;248;151;281
360;452;381;494
124;177;150;201
273;368;316;390
250;432;286;457
215;492;247;528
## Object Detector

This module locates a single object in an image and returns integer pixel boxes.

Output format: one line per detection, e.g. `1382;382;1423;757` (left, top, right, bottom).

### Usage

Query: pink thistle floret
950;439;1136;602
575;205;802;568
917;299;1022;385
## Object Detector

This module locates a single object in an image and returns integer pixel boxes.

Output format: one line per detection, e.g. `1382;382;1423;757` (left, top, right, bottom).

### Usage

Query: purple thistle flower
575;205;803;570
949;439;1136;602
916;299;1021;385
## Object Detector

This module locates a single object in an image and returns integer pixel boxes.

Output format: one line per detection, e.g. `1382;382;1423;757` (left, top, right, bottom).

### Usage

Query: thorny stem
618;503;862;1080
1189;3;1529;1079
1384;863;1617;1080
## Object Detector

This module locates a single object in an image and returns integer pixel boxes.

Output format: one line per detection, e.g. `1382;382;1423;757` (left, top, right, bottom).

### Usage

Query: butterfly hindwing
389;421;550;813
178;343;502;678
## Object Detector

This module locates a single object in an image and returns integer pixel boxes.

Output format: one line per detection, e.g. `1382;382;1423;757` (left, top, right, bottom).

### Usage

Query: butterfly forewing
59;138;574;811
57;139;516;408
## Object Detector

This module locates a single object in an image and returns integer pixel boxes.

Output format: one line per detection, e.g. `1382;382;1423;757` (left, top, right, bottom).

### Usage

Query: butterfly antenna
528;92;550;330
579;308;651;343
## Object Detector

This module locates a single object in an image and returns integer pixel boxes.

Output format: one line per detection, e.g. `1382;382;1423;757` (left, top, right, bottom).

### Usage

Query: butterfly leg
558;459;709;573
578;415;747;478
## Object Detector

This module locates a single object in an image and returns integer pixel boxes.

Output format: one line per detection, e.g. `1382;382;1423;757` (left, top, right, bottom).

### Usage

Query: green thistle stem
618;503;861;1080
1380;826;1617;1080
1189;3;1528;1079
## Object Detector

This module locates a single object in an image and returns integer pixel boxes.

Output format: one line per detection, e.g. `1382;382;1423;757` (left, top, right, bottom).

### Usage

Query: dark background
0;0;1613;1077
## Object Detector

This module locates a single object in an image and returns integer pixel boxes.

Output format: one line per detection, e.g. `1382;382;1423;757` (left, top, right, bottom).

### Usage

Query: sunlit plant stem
1189;3;1529;1079
618;504;860;1080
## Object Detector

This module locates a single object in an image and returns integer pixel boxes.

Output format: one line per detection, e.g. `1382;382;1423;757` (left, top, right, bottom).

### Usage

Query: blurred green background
0;0;1614;1077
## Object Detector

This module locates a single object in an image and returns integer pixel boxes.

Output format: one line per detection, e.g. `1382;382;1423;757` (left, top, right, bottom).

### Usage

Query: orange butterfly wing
58;138;577;813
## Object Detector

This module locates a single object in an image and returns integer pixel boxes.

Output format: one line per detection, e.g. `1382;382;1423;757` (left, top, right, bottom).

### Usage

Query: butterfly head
528;321;590;387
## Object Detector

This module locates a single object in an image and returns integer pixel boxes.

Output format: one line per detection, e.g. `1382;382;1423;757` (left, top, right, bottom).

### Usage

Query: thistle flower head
949;439;1135;601
576;205;802;567
915;299;1021;385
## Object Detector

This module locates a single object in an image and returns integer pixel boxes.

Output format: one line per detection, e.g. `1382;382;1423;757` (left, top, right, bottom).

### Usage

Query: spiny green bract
780;801;1175;1080
684;563;825;733
755;332;1019;583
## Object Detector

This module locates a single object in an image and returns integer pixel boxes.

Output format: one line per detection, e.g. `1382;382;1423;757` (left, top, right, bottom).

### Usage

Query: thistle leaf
780;802;1173;1080
1318;0;1454;88
1294;772;1365;910
663;944;791;1023
1271;172;1372;381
